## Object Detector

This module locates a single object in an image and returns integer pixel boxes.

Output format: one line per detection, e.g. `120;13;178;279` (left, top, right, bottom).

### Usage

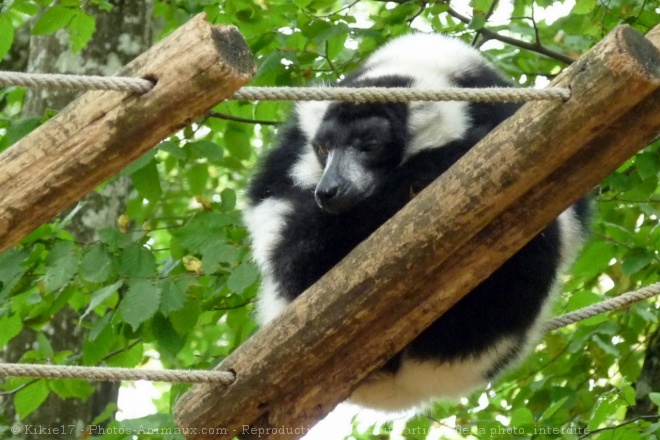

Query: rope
0;283;658;384
0;70;570;102
0;363;235;384
231;86;571;103
545;282;660;331
0;71;154;93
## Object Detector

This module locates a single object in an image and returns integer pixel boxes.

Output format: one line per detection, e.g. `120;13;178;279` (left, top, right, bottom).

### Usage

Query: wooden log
648;24;660;43
0;14;255;253
173;25;660;439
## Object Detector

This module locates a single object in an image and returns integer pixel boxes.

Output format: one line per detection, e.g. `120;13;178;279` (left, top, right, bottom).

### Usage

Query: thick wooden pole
0;14;255;253
173;25;660;440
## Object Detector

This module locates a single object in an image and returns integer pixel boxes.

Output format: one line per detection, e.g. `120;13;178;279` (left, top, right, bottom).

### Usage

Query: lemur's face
311;104;407;213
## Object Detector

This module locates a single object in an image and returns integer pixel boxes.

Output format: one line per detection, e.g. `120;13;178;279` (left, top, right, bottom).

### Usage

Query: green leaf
0;14;14;60
121;149;157;176
625;175;658;200
202;242;240;273
32;5;76;35
594;335;619;356
402;416;432;440
7;118;41;146
185;163;209;195
46;240;74;263
567;291;601;312
326;32;347;60
227;262;259;294
572;241;618;279
470;0;493;13
224;125;252;160
14;379;49;419
68;11;95;53
35;332;54;357
12;2;41;15
643;422;660;437
0;314;23;347
468;13;486;30
80;244;114;283
152;314;186;356
190;140;224;162
174;225;212;253
649;392;660;407
623;385;637;405
97;228;134;251
572;0;597;14
49;379;95;399
119;280;161;331
604;172;631;192
80;281;123;322
602;221;634;244
0;248;29;300
541;396;568;420
590;399;618;430
621;248;655;277
88;312;113;341
220;188;236;211
91;402;118;426
44;244;78;292
159;278;189;315
510;407;534;426
636;152;660;180
118;243;156;278
254;51;284;82
104;339;143;368
169;300;201;335
159;140;188;160
132;159;162;201
83;318;115;364
90;0;114;12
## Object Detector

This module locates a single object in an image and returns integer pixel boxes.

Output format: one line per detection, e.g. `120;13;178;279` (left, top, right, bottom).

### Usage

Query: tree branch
471;0;500;46
207;111;280;126
578;415;660;439
446;6;576;64
368;0;575;64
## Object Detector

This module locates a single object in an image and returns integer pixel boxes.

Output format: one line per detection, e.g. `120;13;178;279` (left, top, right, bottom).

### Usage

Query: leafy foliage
1;0;660;439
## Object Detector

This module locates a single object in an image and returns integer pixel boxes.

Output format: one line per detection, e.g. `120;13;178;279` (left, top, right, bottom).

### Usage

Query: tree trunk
630;327;660;418
1;2;154;438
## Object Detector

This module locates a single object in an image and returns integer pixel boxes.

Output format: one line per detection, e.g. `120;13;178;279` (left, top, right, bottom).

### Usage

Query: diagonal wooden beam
174;24;660;440
0;14;255;253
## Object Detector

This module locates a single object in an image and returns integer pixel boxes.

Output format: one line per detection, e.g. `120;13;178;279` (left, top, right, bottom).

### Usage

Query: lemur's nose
315;182;339;208
316;184;338;201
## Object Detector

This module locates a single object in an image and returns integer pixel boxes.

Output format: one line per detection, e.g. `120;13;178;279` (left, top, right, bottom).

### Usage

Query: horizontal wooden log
0;14;255;253
173;25;660;439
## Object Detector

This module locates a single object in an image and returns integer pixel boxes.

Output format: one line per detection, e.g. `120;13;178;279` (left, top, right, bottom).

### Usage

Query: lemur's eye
318;145;330;156
359;140;381;153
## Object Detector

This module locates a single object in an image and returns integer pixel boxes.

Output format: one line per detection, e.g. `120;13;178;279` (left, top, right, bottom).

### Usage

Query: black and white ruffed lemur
243;33;590;412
